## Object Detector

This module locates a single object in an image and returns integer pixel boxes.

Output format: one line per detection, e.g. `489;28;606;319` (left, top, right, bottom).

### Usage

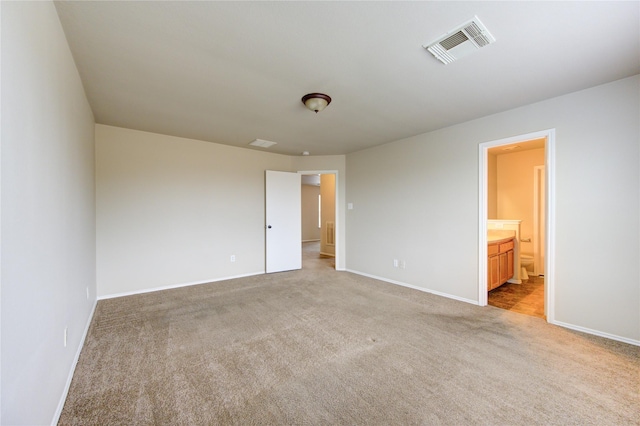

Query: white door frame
478;129;556;322
298;170;340;270
533;165;545;277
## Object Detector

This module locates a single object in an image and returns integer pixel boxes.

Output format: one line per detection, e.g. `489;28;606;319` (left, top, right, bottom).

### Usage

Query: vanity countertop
488;230;516;244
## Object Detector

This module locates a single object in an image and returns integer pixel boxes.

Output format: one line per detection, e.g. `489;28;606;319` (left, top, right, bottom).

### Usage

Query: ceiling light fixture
301;93;331;113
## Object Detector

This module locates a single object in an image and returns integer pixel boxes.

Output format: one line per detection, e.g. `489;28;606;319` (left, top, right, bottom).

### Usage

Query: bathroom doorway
478;130;555;321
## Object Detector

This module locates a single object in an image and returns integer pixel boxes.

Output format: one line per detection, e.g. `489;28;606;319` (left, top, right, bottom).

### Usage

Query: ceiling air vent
249;139;277;148
424;16;495;65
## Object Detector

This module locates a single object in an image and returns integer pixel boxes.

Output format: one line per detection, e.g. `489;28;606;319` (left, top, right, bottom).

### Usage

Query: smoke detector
424;16;495;64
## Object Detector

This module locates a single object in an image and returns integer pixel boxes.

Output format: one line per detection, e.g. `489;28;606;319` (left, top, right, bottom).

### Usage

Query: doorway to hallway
302;241;336;270
300;171;337;271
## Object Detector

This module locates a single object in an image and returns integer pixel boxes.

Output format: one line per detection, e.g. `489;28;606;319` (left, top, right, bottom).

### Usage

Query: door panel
265;170;301;273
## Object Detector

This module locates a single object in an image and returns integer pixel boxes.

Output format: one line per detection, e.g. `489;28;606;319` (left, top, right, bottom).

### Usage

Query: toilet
520;254;534;280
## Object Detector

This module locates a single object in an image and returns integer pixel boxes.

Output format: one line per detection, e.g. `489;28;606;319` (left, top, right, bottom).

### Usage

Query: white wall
96;127;349;295
1;2;96;424
346;75;640;342
96;125;295;297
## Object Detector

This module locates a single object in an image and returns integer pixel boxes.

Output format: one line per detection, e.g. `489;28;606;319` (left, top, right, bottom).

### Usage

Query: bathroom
487;138;546;318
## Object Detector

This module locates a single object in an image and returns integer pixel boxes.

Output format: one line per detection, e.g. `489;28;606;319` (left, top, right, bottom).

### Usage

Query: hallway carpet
59;247;638;425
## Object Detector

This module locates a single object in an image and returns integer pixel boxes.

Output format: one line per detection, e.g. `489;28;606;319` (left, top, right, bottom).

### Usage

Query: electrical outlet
86;286;89;300
230;255;236;262
393;259;399;268
64;327;68;347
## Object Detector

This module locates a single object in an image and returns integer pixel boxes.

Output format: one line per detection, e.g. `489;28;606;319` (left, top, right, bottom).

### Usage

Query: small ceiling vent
424;16;495;64
249;139;277;148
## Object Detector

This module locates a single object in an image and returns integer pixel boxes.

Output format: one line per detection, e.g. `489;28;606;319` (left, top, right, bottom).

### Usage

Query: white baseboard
550;319;640;347
51;271;637;426
345;269;479;306
52;299;98;425
97;271;265;300
346;270;639;346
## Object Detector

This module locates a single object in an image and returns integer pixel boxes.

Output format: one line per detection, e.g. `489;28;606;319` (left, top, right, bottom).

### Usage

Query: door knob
267;225;272;229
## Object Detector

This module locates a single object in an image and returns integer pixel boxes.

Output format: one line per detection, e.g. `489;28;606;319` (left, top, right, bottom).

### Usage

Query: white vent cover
424;16;495;64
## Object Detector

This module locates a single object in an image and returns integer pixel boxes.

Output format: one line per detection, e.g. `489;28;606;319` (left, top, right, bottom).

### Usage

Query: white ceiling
54;1;639;156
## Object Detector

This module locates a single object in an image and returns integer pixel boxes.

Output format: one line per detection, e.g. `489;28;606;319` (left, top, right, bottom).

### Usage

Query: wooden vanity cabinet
488;255;500;290
487;238;514;291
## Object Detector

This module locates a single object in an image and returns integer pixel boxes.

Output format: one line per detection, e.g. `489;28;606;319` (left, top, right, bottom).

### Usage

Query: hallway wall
302;184;321;241
320;174;336;256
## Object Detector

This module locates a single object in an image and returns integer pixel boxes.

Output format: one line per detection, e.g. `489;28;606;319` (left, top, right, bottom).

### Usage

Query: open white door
265;170;301;273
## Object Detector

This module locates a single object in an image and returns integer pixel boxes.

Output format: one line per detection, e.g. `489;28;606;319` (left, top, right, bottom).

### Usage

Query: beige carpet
60;243;639;425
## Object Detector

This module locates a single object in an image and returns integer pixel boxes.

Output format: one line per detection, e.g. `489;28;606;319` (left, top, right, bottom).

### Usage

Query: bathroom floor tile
488;276;544;319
